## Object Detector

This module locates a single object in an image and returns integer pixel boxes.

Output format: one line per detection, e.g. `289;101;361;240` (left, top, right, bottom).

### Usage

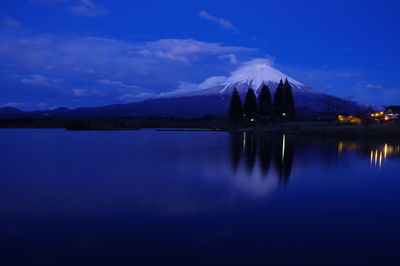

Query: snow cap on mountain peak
160;58;311;98
223;58;303;88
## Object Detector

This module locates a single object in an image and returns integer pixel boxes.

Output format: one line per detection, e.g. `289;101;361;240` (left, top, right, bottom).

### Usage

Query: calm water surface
0;129;400;266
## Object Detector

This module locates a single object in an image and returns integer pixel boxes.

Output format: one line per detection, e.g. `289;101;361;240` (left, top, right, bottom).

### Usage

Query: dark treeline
0;116;228;130
228;79;295;125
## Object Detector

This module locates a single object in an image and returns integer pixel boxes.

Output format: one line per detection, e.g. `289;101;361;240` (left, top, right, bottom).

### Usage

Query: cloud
72;88;105;97
134;39;254;63
1;14;22;27
72;88;85;96
199;10;236;31
28;0;69;3
29;0;107;18
219;54;238;64
0;30;257;104
96;79;143;91
21;74;62;88
365;83;383;89
69;0;107;17
1;102;27;108
0;34;254;72
159;76;227;98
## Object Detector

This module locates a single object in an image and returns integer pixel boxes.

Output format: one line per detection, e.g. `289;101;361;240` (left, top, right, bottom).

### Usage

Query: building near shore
385;106;400;116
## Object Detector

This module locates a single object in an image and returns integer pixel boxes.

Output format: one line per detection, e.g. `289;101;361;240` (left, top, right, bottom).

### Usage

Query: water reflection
369;143;400;168
230;133;400;194
229;132;295;185
336;140;400;168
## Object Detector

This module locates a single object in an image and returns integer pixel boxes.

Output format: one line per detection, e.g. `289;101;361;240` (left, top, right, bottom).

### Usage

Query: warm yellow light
385;116;390;121
370;150;373;165
338;141;343;153
384;144;388;159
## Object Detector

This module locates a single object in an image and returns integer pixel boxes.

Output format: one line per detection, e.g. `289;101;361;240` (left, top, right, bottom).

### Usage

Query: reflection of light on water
282;134;286;162
337;141;358;154
243;132;246;149
384;143;388;159
338;141;343;153
370;150;373;166
370;144;400;169
337;141;400;169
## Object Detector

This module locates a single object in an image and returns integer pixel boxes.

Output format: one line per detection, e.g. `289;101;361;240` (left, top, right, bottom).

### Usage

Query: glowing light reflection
282;134;286;162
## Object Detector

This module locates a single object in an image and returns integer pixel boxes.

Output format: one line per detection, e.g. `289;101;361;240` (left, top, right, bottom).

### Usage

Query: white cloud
1;102;27;108
219;54;238;64
72;88;85;96
21;74;62;88
29;0;69;3
134;39;254;63
199;10;236;31
1;14;22;27
96;79;143;91
1;32;257;103
365;83;383;89
70;0;107;17
72;88;105;97
159;76;227;98
29;0;107;18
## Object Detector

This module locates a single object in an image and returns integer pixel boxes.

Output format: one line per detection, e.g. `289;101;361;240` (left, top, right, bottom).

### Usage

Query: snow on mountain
220;59;304;93
170;59;318;98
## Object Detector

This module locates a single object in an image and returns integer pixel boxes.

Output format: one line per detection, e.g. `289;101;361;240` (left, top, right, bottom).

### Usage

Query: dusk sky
1;0;399;110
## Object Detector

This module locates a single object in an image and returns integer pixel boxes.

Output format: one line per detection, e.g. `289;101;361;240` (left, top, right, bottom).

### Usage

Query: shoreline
1;117;399;139
227;121;400;139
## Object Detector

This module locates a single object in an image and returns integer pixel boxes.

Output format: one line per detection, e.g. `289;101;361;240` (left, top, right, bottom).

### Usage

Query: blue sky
0;0;399;110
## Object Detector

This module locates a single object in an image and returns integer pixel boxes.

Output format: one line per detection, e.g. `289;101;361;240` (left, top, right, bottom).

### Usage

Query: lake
0;129;399;266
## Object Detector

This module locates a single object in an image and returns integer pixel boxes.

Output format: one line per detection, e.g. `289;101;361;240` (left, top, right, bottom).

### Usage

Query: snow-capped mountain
177;59;318;98
0;60;356;119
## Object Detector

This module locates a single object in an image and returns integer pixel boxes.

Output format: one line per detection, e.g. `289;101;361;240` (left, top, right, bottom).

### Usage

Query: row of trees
229;79;295;123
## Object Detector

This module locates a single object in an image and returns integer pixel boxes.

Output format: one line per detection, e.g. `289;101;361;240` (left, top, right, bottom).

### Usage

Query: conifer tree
283;78;295;119
243;88;257;120
258;84;272;121
228;88;243;123
274;80;284;119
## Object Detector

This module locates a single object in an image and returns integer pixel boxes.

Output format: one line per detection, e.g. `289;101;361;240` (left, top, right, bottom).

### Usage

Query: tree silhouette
228;88;243;123
274;80;285;119
258;83;272;122
282;78;295;119
243;88;257;120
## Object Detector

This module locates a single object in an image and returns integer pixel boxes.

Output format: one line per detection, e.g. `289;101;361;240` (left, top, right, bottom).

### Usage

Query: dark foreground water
0;129;400;266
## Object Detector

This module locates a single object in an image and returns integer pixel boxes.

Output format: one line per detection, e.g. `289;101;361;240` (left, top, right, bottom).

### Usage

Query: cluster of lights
370;111;396;122
370;112;384;118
